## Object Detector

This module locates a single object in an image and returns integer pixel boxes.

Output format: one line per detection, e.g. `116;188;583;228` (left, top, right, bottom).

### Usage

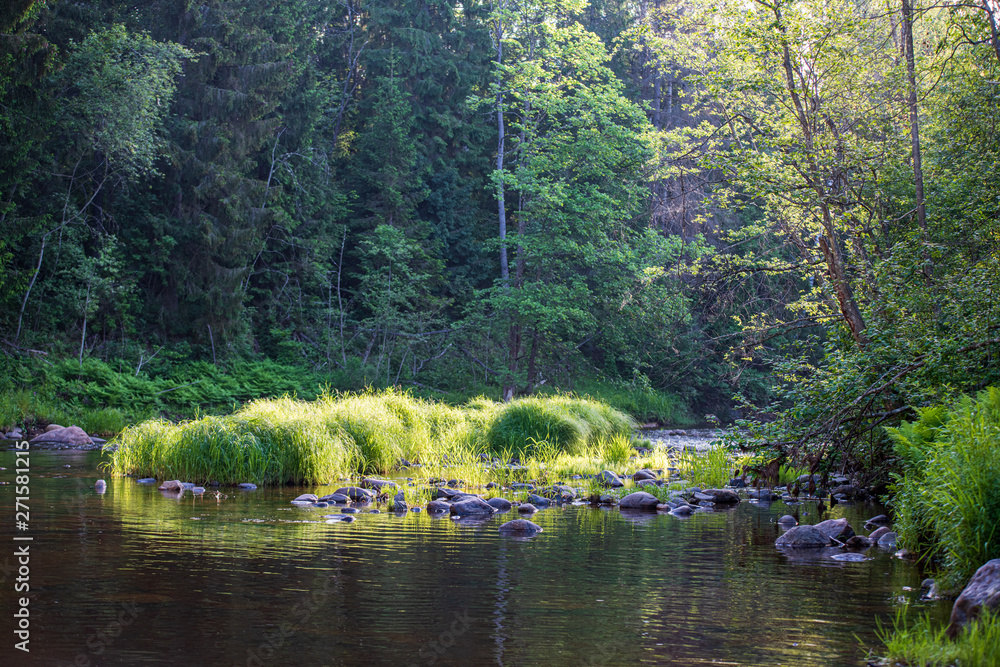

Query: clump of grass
597;433;634;466
888;387;1000;589
677;445;734;489
877;608;1000;666
486;396;634;458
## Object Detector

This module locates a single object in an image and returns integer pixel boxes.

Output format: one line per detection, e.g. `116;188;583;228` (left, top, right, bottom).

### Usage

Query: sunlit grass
676;445;734;489
877;608;1000;666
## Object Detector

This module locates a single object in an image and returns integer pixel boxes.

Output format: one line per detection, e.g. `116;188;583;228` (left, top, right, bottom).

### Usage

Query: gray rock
427;499;452;513
844;535;872;549
948;558;1000;637
334;486;374;502
433;487;462;499
319;492;351;503
341;507;359;514
775;525;832;548
877;531;898;549
486;497;513;511
511;483;535;490
159;480;184;491
814;518;855;542
868;526;891;542
920;578;939;601
238;483;258;490
498;519;543;535
517;503;537;514
292;493;319;503
702;488;741;504
191;487;206;495
633;469;656;482
636;479;658;487
864;514;892;529
361;477;397;491
598;470;624;488
94;480;107;493
137;478;157;484
450;498;496;516
670;505;695;517
778;515;798;526
340;515;355;523
45;423;65;432
618;491;660;510
526;494;551;507
30;425;94;446
830;484;859;499
728;478;747;488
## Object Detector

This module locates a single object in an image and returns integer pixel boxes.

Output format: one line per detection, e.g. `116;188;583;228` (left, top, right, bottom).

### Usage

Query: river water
1;449;951;666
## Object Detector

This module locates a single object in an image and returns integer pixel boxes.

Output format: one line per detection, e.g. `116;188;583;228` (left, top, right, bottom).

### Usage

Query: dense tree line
2;0;998;477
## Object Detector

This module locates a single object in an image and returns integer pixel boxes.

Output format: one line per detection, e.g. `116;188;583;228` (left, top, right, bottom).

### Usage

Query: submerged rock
844;535;872;549
426;500;452;513
237;483;258;490
334;486;374;502
948;558;1000;637
669;505;696;517
292;493;319;503
517;503;538;514
137;478;157;484
877;532;898;549
94;480;107;493
702;489;740;504
486;497;513;512
868;526;891;542
319;492;351;504
775;525;831;548
864;514;892;529
498;519;542;535
526;494;551;507
618;491;660;510
450;498;496;516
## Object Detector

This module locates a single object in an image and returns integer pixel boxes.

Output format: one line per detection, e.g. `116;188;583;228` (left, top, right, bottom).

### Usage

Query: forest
2;0;998;471
3;0;1000;661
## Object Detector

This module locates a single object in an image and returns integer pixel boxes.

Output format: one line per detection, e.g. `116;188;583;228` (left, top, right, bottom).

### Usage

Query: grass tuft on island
105;389;639;485
877;609;1000;667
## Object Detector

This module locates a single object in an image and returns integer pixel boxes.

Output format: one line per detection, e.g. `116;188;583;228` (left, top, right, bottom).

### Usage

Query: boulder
433;487;462;499
868;526;891;542
334;486;374;502
948;559;1000;638
392;490;408;512
728;478;747;488
778;515;798;526
636;479;658;488
450;498;496;516
426;499;452;513
498;519;543;535
361;477;397;492
618;491;660;510
598;470;624;488
517;503;537;514
45;423;65;432
633;470;656;482
814;518;855;542
486;497;513;512
30;425;94;446
702;488;740;504
830;484;859;499
775;525;832;548
237;483;258;490
136;478;157;484
159;480;183;491
670;505;695;516
292;494;319;503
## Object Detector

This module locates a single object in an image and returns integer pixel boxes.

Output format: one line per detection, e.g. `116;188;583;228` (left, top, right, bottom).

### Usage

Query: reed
877;608;1000;666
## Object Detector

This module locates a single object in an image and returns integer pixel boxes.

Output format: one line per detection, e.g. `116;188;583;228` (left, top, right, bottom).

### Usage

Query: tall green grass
877;608;1000;666
888;387;1000;589
676;445;734;488
107;390;637;485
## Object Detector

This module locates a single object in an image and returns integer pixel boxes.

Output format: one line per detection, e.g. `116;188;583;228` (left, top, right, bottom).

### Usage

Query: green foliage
677;446;734;489
485;395;635;458
888;388;1000;589
877;608;1000;667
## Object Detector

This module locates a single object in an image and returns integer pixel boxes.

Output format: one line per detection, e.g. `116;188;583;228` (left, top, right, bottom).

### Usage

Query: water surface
0;450;951;666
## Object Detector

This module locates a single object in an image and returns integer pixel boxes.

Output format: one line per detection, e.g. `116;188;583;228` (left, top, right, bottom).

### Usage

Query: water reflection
0;449;953;666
